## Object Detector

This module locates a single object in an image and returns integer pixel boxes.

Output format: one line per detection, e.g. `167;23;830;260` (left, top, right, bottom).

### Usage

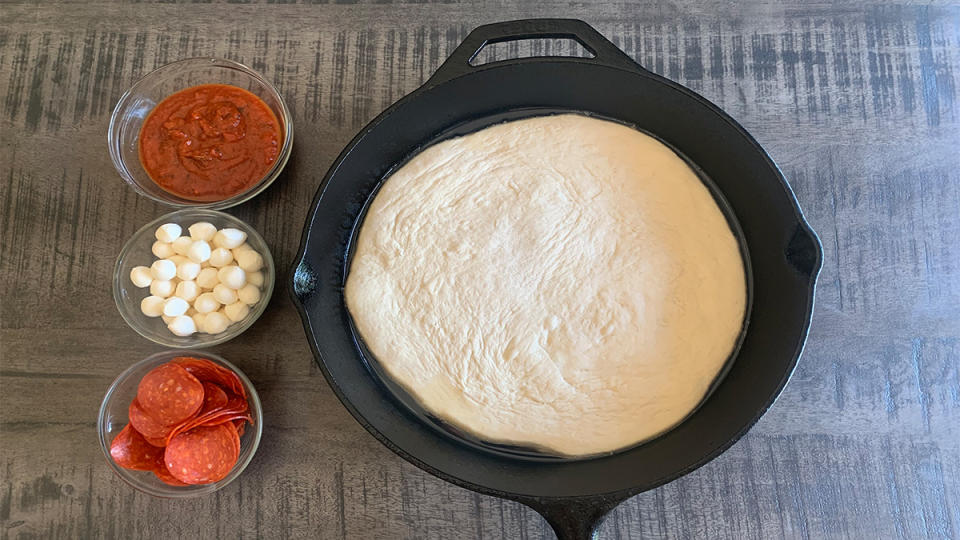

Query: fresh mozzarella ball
140;295;165;317
168;255;189;268
202;311;230;334
236;250;263;272
163;297;189;317
130;266;153;288
213;228;247;249
172;236;193;256
155;223;182;243
150;259;176;281
175;280;200;302
168;315;197;337
224;301;250;322
176;260;201;281
218;266;246;289
196;267;219;289
238;284;262;305
150;279;175;298
191;312;208;332
151;241;175;259
187;240;212;263
232;243;253;256
188;222;217;241
213;284;238;305
209;247;233;267
194;292;221;313
246;271;264;288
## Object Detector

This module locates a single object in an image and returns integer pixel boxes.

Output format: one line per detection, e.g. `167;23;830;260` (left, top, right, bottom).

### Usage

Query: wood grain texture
1;1;959;539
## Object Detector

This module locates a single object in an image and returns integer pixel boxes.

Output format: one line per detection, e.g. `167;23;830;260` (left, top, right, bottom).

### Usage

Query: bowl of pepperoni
98;349;262;497
108;57;293;209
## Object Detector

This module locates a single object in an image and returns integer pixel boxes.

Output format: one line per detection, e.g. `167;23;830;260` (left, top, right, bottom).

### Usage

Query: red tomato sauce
138;84;282;202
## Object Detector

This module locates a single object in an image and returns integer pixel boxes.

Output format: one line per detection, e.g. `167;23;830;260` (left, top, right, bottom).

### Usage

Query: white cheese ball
167;254;188;266
209;247;234;267
194;292;221;314
238;284;262;305
213;284;238;305
188;222;217;241
202;311;230;334
176;260;202;281
175;280;200;302
151;241;175;259
163;296;189;317
236;250;263;272
150;259;177;281
246;271;264;288
218;266;246;289
140;295;165;317
168;315;197;337
213;228;247;249
155;223;182;243
224;301;250;322
191;312;208;332
172;236;193;256
150;279;175;298
130;266;153;288
196;267;219;289
232;243;253;256
187;240;212;263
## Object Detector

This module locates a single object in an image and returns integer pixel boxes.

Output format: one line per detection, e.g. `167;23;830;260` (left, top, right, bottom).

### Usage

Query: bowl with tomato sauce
108;58;293;209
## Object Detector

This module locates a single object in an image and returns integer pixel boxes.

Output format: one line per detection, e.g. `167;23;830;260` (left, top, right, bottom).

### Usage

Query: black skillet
291;19;823;540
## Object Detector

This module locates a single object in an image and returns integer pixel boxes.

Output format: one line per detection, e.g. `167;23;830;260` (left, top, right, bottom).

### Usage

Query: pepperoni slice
164;424;239;484
143;434;168;448
137;363;204;425
152;457;190;486
128;399;174;441
233;419;246;438
201;382;229;412
227;422;241;457
110;424;165;471
173;357;246;399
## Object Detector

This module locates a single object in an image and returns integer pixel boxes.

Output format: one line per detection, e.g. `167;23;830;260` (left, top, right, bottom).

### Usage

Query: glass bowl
113;209;275;348
98;349;263;497
107;57;293;209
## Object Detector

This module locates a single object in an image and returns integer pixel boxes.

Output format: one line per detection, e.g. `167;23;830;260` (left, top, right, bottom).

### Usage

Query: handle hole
468;37;595;66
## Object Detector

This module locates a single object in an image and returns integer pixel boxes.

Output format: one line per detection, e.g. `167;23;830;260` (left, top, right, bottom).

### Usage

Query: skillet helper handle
785;222;823;278
426;18;641;86
521;495;627;540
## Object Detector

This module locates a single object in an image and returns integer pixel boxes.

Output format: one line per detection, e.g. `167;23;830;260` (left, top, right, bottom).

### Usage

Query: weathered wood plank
2;1;959;539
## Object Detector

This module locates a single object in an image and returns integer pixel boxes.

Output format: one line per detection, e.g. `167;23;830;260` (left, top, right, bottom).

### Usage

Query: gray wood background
2;1;959;538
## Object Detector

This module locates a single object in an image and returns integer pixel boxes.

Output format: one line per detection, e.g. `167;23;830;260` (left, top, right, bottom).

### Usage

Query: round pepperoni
143;433;168;448
128;399;174;441
233;419;246;438
152;457;190;486
164;424;239;484
137;363;204;425
201;381;229;412
173;357;246;399
110;424;165;471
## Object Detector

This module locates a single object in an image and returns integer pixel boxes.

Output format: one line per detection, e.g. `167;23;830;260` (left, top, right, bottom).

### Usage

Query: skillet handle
426;19;641;86
785;222;823;278
520;495;628;540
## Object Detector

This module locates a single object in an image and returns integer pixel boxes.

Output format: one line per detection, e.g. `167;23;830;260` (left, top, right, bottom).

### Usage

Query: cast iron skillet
292;19;822;540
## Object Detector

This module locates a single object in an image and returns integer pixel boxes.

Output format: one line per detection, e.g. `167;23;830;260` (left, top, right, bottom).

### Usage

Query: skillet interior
344;107;756;463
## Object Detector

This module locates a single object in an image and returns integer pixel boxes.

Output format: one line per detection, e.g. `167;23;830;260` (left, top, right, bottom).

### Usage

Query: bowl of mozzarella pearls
114;209;275;347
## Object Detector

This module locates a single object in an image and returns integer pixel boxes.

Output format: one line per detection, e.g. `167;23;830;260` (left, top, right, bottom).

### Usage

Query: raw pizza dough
345;114;747;456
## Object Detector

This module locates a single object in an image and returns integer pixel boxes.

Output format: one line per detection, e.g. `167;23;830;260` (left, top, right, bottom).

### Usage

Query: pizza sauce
138;84;282;202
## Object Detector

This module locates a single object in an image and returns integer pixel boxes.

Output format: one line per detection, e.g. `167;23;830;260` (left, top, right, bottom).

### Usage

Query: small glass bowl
98;349;263;498
113;209;275;348
107;57;293;209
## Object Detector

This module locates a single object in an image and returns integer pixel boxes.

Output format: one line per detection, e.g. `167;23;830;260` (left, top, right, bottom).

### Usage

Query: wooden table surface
2;1;959;538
